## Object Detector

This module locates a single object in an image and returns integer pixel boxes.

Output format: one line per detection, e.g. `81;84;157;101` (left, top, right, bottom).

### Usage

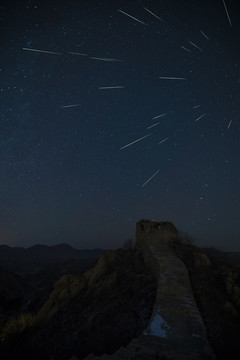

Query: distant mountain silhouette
0;244;106;275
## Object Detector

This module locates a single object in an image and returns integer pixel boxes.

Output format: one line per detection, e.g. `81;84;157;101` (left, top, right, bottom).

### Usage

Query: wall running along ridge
85;220;216;360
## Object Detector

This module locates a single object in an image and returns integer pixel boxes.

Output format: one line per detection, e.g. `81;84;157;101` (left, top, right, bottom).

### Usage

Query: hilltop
0;221;240;359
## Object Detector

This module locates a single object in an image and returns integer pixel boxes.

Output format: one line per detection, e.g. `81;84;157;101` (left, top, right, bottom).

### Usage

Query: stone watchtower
136;219;178;247
135;220;178;279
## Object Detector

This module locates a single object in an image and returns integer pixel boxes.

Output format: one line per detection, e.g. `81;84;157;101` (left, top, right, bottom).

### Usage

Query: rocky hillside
171;241;240;360
1;235;240;360
0;248;156;360
0;245;105;331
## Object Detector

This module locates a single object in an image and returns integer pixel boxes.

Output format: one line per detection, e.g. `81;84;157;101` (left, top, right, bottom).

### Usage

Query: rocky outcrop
1;248;156;360
193;252;212;269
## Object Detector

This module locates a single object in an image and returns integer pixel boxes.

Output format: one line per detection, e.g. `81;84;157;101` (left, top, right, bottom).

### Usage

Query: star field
0;0;240;250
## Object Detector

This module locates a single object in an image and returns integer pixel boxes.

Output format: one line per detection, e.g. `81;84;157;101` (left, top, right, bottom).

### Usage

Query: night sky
1;0;240;250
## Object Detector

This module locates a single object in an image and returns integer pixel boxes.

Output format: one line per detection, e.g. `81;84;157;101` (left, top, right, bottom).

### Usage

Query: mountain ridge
1;221;240;359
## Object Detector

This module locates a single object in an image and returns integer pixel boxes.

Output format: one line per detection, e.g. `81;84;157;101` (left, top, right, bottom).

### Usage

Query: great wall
85;219;216;360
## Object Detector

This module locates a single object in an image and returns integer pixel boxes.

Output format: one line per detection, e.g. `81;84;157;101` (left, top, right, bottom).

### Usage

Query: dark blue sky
0;0;240;250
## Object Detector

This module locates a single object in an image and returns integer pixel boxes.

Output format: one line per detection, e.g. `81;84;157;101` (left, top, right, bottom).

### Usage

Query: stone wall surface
85;220;216;360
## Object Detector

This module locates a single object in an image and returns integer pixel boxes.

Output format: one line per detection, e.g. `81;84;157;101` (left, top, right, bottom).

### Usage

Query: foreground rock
1;247;156;360
85;220;216;360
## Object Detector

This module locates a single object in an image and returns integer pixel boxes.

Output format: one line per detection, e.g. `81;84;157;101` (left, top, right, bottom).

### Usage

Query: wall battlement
136;219;178;248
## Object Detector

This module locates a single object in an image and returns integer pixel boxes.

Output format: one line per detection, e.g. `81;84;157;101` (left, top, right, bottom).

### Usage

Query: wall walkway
85;220;216;360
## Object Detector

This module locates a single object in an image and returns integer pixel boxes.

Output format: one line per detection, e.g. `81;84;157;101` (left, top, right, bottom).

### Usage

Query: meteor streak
142;169;160;188
147;122;160;129
90;56;122;62
118;9;146;25
99;86;125;89
159;77;186;80
181;46;192;53
223;0;232;27
69;52;87;56
227;120;232;129
195;113;206;122
120;133;152;150
158;137;169;144
193;105;201;109
23;48;62;55
152;113;166;120
200;30;209;40
61;104;81;108
143;7;164;21
188;41;203;52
